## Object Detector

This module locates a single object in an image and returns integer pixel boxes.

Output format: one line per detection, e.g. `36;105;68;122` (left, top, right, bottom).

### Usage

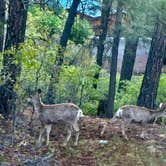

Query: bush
157;74;166;104
114;76;142;112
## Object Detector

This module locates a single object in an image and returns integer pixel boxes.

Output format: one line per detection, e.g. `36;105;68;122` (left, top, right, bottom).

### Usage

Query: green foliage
15;6;97;114
0;154;6;163
17;6;63;94
70;17;94;44
57;65;82;103
97;69;109;98
20;6;95;100
122;0;153;38
115;76;142;111
27;6;62;40
57;64;100;115
157;74;166;104
19;40;59;93
148;0;166;21
121;0;166;39
114;74;166;113
0;3;165;117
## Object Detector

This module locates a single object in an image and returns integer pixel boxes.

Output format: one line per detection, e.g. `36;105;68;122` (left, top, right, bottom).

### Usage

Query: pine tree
106;0;124;118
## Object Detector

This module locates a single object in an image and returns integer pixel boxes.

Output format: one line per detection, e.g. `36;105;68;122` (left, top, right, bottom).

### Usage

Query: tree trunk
106;0;123;118
93;0;112;89
118;37;139;91
2;0;29;84
46;0;80;103
0;0;5;52
0;0;29;118
137;19;166;109
97;99;108;117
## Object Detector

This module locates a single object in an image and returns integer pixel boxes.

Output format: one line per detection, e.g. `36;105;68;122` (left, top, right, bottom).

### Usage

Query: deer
28;89;84;146
101;105;166;140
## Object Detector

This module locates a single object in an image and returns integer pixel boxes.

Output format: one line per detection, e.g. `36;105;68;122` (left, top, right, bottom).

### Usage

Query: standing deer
101;105;166;140
29;89;84;146
114;105;166;139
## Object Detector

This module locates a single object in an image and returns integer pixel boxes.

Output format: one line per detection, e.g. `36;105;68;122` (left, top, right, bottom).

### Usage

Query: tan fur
30;92;84;146
101;104;166;139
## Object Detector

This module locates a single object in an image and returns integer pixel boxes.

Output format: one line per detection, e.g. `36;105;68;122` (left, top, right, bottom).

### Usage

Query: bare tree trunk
0;0;5;52
106;0;123;118
137;19;166;109
93;0;112;89
118;37;139;91
3;0;29;80
0;0;29;118
46;0;80;103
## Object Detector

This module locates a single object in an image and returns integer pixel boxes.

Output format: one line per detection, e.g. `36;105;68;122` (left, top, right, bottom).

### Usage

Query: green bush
70;18;94;44
114;76;142;111
157;74;166;104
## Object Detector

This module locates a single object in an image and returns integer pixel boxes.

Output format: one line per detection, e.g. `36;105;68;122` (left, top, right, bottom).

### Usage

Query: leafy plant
70;17;94;44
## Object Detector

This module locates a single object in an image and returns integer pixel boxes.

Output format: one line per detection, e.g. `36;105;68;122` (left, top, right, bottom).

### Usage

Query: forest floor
0;108;166;166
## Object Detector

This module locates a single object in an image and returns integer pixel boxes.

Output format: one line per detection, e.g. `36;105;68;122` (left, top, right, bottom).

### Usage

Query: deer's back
115;105;153;123
40;103;80;124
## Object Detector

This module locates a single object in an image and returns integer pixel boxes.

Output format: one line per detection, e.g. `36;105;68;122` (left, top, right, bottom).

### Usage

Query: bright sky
59;0;101;17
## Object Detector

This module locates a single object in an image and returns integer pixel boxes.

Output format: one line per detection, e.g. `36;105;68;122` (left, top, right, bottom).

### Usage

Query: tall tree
93;0;112;89
3;0;29;85
0;0;5;52
106;0;124;118
118;36;139;90
137;18;166;108
118;0;150;92
46;0;81;103
0;0;29;118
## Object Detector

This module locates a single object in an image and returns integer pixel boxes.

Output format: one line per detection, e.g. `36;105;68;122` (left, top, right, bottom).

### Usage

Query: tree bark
0;0;5;52
106;0;123;118
93;0;112;89
2;0;29;85
137;19;166;109
0;0;29;118
46;0;80;103
118;37;139;91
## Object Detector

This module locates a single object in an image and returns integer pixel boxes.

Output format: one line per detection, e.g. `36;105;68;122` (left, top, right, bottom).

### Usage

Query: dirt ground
0;109;166;166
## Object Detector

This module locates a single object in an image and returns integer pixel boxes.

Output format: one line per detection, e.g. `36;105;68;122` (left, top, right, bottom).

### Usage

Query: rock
99;140;109;145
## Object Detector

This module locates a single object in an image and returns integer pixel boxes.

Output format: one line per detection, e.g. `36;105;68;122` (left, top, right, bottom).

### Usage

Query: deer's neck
34;100;42;113
151;110;163;119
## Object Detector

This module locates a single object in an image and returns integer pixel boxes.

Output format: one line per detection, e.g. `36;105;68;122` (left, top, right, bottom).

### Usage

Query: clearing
0;109;166;166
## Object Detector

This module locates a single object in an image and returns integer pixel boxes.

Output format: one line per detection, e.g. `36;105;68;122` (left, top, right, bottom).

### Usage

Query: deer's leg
121;122;127;140
46;124;52;146
140;122;148;139
38;127;46;145
63;125;72;146
121;119;131;140
72;123;79;146
140;129;146;139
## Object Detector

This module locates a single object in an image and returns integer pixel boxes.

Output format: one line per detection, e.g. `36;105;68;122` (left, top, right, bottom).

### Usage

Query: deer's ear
37;89;42;94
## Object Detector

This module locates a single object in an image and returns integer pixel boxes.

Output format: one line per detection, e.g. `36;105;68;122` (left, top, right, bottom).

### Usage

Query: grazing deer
113;105;166;140
29;89;84;146
101;105;166;140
